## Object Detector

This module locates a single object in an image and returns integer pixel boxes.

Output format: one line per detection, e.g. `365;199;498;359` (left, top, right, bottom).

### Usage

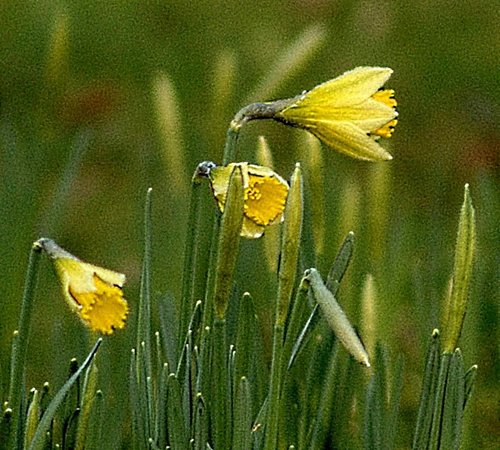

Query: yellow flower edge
276;66;398;161
38;238;129;335
208;163;290;239
54;259;129;334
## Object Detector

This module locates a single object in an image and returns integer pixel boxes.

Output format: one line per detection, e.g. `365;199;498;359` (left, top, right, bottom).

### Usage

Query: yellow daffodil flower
275;66;398;161
199;162;289;239
38;238;129;334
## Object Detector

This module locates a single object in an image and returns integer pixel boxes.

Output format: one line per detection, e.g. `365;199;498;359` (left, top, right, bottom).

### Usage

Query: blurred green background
1;0;498;448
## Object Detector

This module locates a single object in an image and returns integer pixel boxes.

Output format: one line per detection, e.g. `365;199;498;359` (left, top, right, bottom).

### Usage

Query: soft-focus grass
0;1;498;448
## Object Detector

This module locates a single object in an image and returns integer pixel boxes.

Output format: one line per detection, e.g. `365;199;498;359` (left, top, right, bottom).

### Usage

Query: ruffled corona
275;66;398;161
199;162;289;239
38;238;129;334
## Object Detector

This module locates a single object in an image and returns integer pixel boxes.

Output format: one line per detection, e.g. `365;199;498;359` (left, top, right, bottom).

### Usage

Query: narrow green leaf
155;363;169;449
412;329;441;450
234;293;256;385
442;184;476;352
179;172;205;350
1;408;13;450
212;165;244;319
129;349;144;449
307;344;339;450
75;362;98;450
364;375;382;450
326;231;355;292
28;339;102;450
196;326;212;398
305;268;370;367
177;301;202;378
8;242;43;450
137;187;153;364
193;393;208;450
386;356;404;450
232;377;252;450
166;373;189;450
283;277;311;370
23;389;40;449
463;364;478;410
62;408;79;450
440;349;465;450
212;319;230;450
289;232;355;368
158;294;180;370
85;390;103;450
429;352;452;450
276;163;303;326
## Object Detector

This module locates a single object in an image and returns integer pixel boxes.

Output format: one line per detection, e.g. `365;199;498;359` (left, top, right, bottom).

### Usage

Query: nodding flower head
38;238;129;335
199;162;289;239
275;66;398;161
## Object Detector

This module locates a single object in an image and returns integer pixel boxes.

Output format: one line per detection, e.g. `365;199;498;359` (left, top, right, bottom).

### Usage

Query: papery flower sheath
38;238;129;334
274;66;398;161
198;161;289;239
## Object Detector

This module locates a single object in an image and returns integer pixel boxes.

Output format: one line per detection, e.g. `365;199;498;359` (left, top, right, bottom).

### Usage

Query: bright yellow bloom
275;66;398;161
200;162;289;239
38;238;129;334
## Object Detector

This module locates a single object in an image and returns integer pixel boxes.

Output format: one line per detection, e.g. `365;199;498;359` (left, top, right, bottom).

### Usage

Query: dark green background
1;1;498;447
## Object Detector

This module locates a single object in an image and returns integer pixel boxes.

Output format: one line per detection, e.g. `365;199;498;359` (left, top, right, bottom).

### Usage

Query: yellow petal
208;163;289;238
244;167;289;226
293;98;396;133
241;217;266;239
70;274;129;334
42;239;129;334
295;66;393;109
309;120;393;161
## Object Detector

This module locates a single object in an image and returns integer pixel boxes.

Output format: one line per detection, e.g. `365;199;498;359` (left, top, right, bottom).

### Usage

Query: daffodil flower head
198;161;289;239
275;66;398;161
38;238;129;335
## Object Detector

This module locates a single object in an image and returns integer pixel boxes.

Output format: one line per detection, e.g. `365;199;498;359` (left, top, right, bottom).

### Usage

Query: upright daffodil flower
198;161;289;239
38;238;129;334
275;66;398;161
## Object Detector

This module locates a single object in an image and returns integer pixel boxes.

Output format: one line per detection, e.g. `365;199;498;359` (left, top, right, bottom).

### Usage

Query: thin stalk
212;318;230;449
8;241;43;449
264;164;303;450
137;187;153;352
263;323;285;450
179;173;204;352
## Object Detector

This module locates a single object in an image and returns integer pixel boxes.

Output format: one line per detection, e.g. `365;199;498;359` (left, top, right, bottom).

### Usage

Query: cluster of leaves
1;172;477;449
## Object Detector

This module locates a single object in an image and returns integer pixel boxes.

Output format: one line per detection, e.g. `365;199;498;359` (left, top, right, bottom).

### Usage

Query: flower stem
8;241;43;448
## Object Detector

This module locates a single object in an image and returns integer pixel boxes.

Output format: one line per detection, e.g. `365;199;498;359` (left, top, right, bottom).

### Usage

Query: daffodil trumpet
38;238;129;334
197;161;289;239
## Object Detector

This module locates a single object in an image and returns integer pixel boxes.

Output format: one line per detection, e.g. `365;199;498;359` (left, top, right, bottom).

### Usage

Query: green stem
222;98;298;164
8;241;43;448
212;318;229;449
179;173;204;352
263;323;285;450
137;188;153;353
222;126;240;165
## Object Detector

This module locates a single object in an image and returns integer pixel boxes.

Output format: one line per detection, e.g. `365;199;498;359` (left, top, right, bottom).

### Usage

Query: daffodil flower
274;66;398;161
198;161;289;239
38;238;129;334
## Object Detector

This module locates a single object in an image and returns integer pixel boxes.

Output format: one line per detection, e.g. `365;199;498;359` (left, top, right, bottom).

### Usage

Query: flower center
371;89;398;138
